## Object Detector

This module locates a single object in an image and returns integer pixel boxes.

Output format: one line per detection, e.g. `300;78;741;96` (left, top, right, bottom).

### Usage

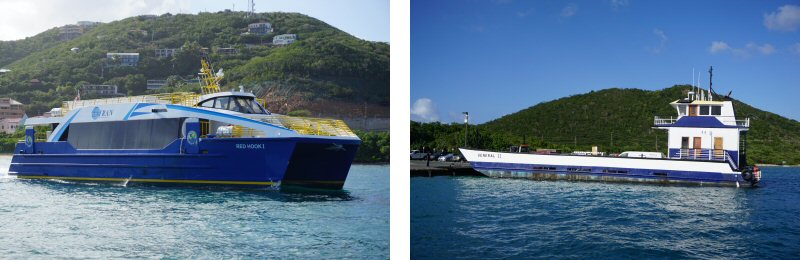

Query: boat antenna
708;66;714;101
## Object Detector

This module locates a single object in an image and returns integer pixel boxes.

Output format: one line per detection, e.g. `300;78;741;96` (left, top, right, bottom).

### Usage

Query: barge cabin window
61;118;182;149
198;96;269;114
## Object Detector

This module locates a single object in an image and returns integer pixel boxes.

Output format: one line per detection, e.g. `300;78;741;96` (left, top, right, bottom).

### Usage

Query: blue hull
9;137;359;189
470;161;748;186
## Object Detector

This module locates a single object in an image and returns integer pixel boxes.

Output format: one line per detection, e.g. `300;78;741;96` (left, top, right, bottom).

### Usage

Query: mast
708;66;714;101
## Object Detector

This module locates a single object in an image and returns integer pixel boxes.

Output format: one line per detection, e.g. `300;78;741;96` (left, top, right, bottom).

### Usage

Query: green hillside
411;85;800;165
0;11;389;116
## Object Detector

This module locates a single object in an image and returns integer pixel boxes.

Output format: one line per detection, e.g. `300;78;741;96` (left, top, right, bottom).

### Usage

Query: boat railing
654;116;677;125
654;116;750;127
725;150;739;170
261;115;357;137
672;148;729;161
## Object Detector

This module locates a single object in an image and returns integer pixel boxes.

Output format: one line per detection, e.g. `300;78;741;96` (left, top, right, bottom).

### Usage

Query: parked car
410;150;430;160
438;153;455;162
430;152;445;160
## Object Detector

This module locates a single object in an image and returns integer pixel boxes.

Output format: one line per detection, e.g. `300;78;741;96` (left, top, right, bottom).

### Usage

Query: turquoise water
0;156;388;258
412;167;800;259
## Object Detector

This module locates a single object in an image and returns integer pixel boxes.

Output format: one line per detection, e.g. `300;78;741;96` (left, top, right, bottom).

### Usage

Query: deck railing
654;116;750;127
261;115;357;137
671;148;728;161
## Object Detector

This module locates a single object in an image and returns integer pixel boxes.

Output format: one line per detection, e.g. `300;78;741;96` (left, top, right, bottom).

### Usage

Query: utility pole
611;132;614;150
463;112;469;148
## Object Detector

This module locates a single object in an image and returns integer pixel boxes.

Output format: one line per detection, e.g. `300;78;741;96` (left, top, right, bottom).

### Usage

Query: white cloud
709;41;731;54
0;0;190;41
516;9;534;18
764;5;800;32
746;42;775;55
411;98;440;122
710;41;776;57
561;4;578;18
790;43;800;55
648;28;668;53
610;0;629;9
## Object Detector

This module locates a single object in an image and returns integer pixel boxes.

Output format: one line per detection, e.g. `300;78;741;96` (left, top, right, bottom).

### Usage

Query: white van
619;151;664;159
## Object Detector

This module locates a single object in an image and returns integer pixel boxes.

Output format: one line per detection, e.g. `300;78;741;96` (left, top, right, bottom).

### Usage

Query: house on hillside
247;22;273;35
0;98;25;134
273;34;298;45
106;53;139;67
77;21;101;28
29;79;42;88
0;98;25;119
216;47;238;55
147;79;167;90
80;84;122;97
59;25;83;41
155;48;180;58
0;118;22;134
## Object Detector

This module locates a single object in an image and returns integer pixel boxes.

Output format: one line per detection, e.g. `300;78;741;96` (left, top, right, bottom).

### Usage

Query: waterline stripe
17;175;275;185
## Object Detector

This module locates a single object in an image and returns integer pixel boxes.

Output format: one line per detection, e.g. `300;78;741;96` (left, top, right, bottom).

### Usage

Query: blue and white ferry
461;86;762;187
9;58;360;189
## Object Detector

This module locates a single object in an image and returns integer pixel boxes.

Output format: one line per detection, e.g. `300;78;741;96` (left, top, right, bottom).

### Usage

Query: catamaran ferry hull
460;148;755;187
9;137;359;189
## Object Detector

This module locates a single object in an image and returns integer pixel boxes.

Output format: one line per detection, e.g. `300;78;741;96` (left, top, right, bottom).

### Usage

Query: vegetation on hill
411;85;800;165
0;11;389;116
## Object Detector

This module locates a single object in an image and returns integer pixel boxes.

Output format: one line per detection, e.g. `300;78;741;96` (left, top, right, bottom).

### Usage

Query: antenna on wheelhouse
708;66;714;101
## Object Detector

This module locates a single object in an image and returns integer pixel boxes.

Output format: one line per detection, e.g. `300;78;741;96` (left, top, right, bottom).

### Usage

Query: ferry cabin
654;93;749;170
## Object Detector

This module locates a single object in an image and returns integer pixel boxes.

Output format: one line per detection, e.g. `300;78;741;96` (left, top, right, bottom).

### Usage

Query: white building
147;80;168;90
81;84;121;97
155;48;180;58
248;22;273;35
273;34;298;45
0;118;21;134
106;53;139;67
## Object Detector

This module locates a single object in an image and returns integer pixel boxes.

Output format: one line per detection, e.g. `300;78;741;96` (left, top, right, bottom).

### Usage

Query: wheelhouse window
699;106;710;115
711;106;721;116
678;105;687;116
198;96;269;114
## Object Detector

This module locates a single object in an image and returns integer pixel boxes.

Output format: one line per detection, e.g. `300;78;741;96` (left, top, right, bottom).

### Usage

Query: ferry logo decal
187;131;198;145
25;136;33;147
91;107;101;120
91;106;113;120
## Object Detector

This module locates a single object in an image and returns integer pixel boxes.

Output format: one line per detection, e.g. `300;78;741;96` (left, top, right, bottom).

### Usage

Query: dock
410;160;483;177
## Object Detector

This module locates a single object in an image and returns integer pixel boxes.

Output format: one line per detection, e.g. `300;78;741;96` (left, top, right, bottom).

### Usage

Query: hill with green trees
411;85;800;165
0;11;389;116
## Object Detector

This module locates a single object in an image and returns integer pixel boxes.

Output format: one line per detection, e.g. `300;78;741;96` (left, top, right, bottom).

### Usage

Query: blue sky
411;0;800;123
0;0;388;42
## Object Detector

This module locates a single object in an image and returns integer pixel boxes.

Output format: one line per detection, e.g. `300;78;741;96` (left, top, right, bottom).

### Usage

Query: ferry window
711;106;721;116
231;98;250;113
678;105;687;116
699;106;710;115
66;118;182;149
214;97;230;110
681;137;689;149
249;99;268;114
198;99;214;108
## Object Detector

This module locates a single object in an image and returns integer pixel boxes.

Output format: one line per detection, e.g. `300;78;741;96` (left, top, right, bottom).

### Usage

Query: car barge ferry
461;72;761;187
9;57;360;189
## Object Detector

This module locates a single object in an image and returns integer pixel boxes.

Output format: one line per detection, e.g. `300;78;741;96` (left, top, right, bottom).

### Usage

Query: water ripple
412;167;800;259
0;159;388;259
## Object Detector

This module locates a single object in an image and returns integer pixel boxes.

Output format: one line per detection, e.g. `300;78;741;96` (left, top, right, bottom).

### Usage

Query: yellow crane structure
199;54;222;94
